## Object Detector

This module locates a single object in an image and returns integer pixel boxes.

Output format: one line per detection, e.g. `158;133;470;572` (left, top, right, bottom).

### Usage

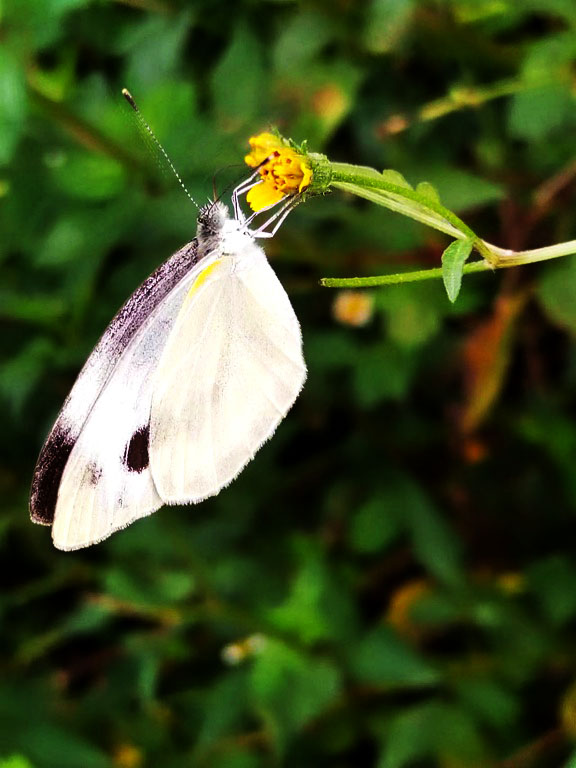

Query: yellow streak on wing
185;260;221;306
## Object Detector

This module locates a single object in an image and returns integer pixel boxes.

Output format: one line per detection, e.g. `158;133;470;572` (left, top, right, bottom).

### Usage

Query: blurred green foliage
3;1;576;766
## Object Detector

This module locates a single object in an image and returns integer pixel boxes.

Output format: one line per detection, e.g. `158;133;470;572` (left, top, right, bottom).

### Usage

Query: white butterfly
30;176;306;550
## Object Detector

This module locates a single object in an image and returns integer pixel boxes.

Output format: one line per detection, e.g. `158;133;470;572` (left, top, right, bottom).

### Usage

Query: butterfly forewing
35;244;212;550
30;241;200;532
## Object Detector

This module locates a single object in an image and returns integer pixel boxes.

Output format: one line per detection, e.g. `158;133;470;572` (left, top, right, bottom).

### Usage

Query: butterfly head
197;201;229;239
196;200;255;261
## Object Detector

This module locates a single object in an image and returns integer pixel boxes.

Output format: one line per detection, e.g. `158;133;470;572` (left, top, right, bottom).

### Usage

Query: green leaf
348;492;402;554
508;84;575;141
454;677;519;729
412;166;504;210
273;10;335;72
23;725;109;768
51;151;126;201
428;703;488;763
103;564;196;607
250;640;341;741
350;627;440;687
268;538;356;644
376;281;447;348
0;49;27;165
537;255;576;334
415;181;441;205
332;181;465;239
305;331;358;369
381;169;413;189
364;0;414;54
209;752;262;768
378;702;487;768
3;0;92;49
377;703;438;768
0;292;66;323
0;338;56;415
286;61;363;145
211;24;264;129
353;343;417;406
441;238;474;302
36;216;90;268
120;11;193;91
393;475;464;586
36;204;130;269
528;555;576;625
0;757;35;768
453;0;512;22
195;671;249;750
517;409;576;501
518;31;576;81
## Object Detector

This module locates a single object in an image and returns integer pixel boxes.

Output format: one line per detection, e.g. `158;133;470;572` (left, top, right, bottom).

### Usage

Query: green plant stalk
328;162;495;262
416;75;565;127
311;161;576;289
320;239;576;288
332;181;465;239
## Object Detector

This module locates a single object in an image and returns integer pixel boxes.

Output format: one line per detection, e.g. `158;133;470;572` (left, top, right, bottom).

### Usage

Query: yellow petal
245;133;283;167
246;181;285;212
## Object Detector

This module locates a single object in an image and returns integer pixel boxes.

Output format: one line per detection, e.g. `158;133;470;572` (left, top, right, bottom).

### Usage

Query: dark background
3;1;576;766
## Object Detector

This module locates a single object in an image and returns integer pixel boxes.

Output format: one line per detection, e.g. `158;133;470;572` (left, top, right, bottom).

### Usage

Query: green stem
416;76;564;127
486;239;576;265
332;181;466;240
329;162;495;260
309;152;576;290
321;239;576;288
321;262;491;288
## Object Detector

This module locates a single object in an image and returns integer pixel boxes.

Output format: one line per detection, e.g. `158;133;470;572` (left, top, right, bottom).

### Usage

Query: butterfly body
31;202;306;550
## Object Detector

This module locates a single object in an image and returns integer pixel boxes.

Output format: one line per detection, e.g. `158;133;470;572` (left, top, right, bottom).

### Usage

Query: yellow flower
245;132;313;211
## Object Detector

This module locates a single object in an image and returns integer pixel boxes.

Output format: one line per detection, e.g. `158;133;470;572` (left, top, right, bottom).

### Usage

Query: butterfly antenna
122;88;199;209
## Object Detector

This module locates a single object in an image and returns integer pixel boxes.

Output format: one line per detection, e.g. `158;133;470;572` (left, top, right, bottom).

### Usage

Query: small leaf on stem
441;238;474;302
416;181;441;205
381;169;413;189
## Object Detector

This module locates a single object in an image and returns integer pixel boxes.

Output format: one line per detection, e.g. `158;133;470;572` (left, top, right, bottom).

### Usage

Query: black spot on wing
123;425;150;473
30;426;75;525
88;462;102;486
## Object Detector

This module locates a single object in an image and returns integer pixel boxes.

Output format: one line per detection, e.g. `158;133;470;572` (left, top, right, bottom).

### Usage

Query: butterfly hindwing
149;240;306;503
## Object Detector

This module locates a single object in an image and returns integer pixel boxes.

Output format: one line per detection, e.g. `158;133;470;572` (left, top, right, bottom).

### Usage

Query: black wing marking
123;425;150;474
30;240;199;525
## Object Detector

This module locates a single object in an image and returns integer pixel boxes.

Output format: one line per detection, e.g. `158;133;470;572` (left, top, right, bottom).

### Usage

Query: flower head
244;132;313;212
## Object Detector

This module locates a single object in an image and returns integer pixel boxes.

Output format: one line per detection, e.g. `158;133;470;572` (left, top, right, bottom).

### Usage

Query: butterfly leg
249;196;302;239
231;171;262;220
